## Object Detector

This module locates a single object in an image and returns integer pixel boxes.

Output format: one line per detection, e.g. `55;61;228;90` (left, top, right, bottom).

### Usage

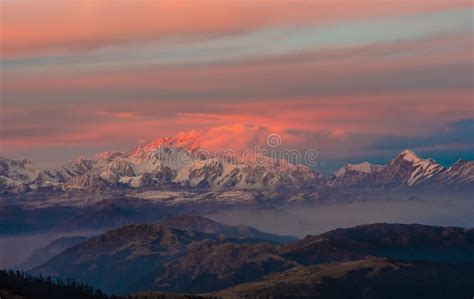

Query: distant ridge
1;134;473;195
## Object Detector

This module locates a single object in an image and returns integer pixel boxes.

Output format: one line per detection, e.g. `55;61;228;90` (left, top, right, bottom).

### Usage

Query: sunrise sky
1;0;473;172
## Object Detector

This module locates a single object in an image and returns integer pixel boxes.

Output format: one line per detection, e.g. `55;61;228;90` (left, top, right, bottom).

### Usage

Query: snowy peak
396;149;421;163
92;132;320;191
387;150;446;187
328;150;472;191
95;151;125;162
0;157;41;193
40;158;100;183
0;157;40;183
40;132;320;191
130;131;202;159
334;162;381;178
330;162;382;188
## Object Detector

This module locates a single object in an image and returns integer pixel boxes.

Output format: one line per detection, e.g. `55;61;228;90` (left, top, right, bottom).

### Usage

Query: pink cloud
1;0;470;57
1;14;472;162
1;89;471;158
3;32;470;95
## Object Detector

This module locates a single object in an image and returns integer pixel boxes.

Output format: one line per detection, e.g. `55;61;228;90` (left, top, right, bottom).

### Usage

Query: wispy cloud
2;0;470;57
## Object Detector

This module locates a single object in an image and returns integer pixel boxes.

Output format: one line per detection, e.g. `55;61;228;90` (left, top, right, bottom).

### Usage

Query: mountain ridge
30;219;292;293
1;137;473;195
29;216;474;295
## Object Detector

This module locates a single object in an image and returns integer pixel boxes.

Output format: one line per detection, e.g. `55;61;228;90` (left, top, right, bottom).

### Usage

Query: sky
0;0;473;172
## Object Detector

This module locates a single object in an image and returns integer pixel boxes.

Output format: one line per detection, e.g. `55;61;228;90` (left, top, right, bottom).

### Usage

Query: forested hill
0;269;118;299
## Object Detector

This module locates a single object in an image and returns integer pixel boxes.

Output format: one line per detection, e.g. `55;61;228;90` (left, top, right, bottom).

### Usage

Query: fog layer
1;198;472;269
208;198;474;238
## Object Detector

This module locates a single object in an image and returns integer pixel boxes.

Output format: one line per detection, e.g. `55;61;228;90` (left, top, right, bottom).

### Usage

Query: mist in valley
1;196;473;270
207;197;474;238
0;230;102;270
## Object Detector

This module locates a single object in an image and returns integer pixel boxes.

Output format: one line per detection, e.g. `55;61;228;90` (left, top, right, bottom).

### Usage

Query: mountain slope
16;236;88;271
329;162;382;188
0;157;40;193
159;214;298;243
30;220;285;294
210;257;474;298
438;159;474;190
280;223;474;265
141;242;297;293
374;150;446;189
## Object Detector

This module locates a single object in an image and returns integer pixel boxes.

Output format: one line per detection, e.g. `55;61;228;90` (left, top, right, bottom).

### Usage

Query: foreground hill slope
281;223;474;264
30;217;474;295
30;215;299;293
31;223;272;293
211;257;474;298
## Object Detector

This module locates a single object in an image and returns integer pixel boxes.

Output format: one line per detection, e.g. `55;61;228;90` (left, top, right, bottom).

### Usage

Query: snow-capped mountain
94;136;320;190
39;158;103;189
436;160;474;191
1;138;473;195
330;162;383;188
364;149;447;190
0;157;40;193
0;134;320;194
329;149;472;191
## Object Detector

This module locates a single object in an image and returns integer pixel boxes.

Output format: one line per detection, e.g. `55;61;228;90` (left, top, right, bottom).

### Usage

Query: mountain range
26;215;474;296
1;135;473;195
